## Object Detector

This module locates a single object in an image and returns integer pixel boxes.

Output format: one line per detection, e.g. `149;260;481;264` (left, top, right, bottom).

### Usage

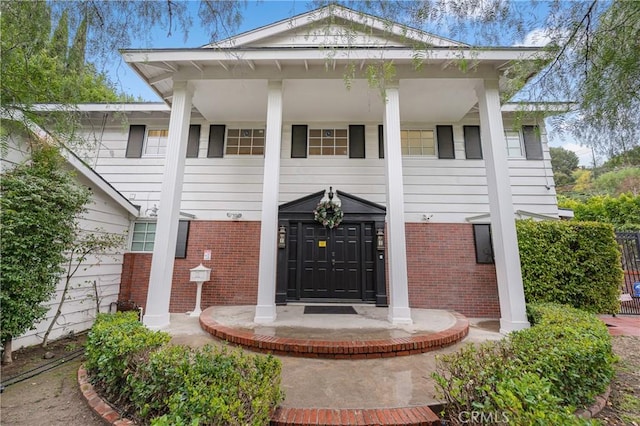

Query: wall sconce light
376;228;385;251
145;204;159;217
226;212;242;220
278;225;286;248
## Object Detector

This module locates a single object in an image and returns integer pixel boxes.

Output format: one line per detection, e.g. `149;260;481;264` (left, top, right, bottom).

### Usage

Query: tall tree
50;10;69;62
67;16;87;72
1;146;91;364
550;147;580;187
550;147;580;176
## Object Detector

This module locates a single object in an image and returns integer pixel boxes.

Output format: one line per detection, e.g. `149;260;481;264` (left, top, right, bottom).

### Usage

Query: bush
85;312;283;425
515;304;615;407
434;303;614;425
558;193;640;230
84;312;170;403
516;220;623;314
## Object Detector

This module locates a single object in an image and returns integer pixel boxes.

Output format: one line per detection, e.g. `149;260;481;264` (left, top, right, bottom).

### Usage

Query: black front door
301;223;361;299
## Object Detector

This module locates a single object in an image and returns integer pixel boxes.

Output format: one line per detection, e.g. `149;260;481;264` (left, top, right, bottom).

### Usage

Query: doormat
304;305;358;315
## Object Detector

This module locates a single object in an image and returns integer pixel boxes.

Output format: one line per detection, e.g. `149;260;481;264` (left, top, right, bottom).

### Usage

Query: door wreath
313;201;343;229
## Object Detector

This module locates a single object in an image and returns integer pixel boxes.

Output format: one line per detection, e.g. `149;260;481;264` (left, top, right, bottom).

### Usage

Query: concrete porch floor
166;306;504;412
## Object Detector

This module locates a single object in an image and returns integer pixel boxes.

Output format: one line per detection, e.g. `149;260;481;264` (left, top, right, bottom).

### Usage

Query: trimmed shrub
516;304;615;407
516;220;623;314
85;313;283;425
85;312;170;403
434;303;613;425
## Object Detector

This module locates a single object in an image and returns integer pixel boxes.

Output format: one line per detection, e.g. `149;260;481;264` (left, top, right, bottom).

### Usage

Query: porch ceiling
191;78;479;123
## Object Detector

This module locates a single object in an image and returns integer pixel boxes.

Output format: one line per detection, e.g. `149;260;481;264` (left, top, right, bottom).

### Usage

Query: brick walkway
599;315;640;337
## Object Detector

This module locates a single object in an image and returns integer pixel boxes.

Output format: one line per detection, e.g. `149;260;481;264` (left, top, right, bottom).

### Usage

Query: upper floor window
144;129;169;156
505;125;543;160
401;129;435;156
505;131;523;157
225;128;265;155
309;128;348;156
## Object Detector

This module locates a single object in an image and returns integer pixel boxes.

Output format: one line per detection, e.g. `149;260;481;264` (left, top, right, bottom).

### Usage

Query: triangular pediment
279;190;386;217
208;5;465;49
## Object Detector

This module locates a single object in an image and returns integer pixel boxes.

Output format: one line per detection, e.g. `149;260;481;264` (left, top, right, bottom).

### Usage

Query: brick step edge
270;406;440;425
200;307;469;359
78;365;440;426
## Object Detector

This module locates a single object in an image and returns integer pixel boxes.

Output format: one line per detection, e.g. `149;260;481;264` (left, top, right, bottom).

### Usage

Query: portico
126;5;537;332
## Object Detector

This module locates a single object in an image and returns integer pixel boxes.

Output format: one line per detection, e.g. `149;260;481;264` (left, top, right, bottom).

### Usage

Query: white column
383;86;412;325
254;80;283;323
143;81;193;330
476;79;530;333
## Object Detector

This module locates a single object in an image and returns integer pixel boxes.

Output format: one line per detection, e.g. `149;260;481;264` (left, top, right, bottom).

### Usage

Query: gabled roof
3;110;139;217
207;4;467;49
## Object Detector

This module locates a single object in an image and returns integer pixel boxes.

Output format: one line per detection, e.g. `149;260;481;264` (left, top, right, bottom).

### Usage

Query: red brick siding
120;221;499;317
119;221;260;313
406;223;500;318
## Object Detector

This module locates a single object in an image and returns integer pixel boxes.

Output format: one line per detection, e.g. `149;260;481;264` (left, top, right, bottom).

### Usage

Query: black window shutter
473;224;494;264
291;125;308;158
436;125;455;159
175;220;190;259
463;125;483;159
125;125;146;158
378;125;384;159
523;125;543;160
207;125;225;158
186;125;201;158
349;125;365;158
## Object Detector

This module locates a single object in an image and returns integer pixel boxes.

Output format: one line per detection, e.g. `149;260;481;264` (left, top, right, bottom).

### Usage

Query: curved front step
199;307;469;359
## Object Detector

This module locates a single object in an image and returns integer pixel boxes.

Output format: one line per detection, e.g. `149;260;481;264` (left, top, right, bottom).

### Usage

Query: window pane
134;223;147;232
147;223;156;232
131;242;144;251
308;128;348;156
225;129;265;156
400;129;435;156
144;242;154;251
132;232;145;242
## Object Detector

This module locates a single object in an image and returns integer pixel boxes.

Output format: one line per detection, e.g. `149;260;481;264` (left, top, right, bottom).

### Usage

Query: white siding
80;116;558;224
4;140;132;349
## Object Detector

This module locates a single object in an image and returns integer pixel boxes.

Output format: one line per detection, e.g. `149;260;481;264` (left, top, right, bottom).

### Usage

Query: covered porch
123;19;535;333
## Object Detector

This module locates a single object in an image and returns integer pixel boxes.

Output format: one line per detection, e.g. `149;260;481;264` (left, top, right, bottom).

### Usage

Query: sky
107;0;593;166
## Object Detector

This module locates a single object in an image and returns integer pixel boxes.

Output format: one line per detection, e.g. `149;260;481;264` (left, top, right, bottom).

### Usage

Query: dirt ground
0;333;103;426
1;333;638;425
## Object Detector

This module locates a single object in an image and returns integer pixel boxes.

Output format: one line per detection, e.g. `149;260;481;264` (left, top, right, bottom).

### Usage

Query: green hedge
85;312;171;403
85;312;283;425
516;220;623;314
433;303;614;425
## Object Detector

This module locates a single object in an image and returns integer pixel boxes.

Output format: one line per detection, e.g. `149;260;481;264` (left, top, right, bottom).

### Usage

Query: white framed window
130;220;190;258
143;129;169;156
131;222;156;252
308;128;348;156
225;128;265;155
505;130;524;158
401;129;435;156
